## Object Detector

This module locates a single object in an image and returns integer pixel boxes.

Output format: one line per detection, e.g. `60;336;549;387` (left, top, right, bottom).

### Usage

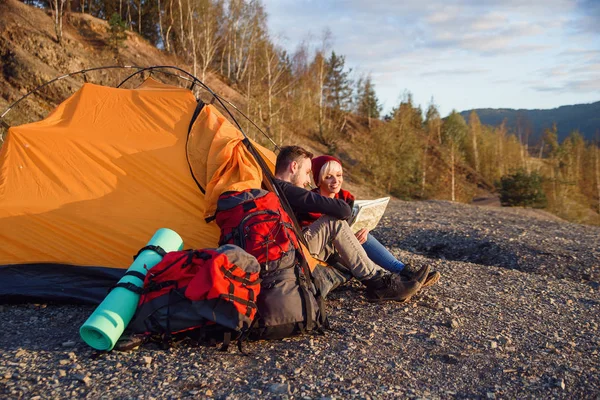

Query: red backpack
215;189;299;272
215;189;328;340
128;245;260;348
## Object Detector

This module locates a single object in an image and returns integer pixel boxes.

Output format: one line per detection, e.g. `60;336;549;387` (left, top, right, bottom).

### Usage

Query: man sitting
273;145;429;302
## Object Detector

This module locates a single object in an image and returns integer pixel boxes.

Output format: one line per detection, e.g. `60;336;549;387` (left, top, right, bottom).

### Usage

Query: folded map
349;197;390;233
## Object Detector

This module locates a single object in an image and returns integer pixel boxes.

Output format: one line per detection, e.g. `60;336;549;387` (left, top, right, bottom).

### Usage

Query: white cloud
420;68;489;77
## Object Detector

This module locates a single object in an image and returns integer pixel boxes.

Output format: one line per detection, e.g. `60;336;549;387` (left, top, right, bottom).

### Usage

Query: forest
10;0;600;225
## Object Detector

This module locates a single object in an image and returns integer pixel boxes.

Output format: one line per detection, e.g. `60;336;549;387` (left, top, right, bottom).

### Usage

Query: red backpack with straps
215;189;328;340
215;189;299;273
128;245;261;348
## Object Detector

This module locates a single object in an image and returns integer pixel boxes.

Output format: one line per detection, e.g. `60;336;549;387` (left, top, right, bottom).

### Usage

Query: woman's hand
355;228;369;244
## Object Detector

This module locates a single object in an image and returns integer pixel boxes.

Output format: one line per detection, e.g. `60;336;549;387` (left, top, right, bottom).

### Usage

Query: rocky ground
1;200;599;399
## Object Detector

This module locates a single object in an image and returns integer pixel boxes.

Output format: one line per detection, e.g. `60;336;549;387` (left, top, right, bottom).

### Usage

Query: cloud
565;78;600;91
420;68;489;77
532;85;563;93
533;78;600;93
558;48;600;58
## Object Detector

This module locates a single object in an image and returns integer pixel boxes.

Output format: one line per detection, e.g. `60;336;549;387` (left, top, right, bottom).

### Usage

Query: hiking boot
422;271;441;288
400;266;441;288
364;265;430;303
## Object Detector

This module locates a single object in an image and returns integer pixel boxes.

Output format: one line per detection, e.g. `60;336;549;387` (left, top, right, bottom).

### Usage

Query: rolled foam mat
79;228;183;350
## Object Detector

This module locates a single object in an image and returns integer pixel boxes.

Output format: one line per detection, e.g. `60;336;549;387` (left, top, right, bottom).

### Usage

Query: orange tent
0;78;276;303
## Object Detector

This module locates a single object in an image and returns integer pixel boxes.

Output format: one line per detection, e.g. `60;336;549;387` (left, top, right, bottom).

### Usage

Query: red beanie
311;155;342;185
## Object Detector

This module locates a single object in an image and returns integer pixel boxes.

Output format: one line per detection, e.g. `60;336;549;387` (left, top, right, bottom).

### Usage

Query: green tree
324;51;353;112
108;12;128;59
355;74;381;128
421;100;441;197
498;169;547;208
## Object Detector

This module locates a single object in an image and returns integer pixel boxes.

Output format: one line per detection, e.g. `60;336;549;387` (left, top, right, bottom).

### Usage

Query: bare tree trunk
236;16;259;85
137;0;142;33
49;0;66;44
278;114;283;145
119;0;122;17
233;22;243;82
421;155;427;198
266;46;273;136
187;0;198;77
263;45;288;139
524;128;531;173
339;115;347;133
421;134;430;198
164;0;174;52
517;124;525;169
198;1;221;82
80;0;84;13
451;146;456;202
177;0;187;55
317;54;325;137
524;142;530;173
126;0;132;28
219;31;227;76
58;0;65;44
497;134;504;177
246;76;252;136
472;129;479;173
227;23;233;80
551;164;557;203
576;146;582;182
158;0;165;48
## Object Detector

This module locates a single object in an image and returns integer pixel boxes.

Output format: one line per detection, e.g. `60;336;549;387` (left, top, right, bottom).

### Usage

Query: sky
262;0;600;117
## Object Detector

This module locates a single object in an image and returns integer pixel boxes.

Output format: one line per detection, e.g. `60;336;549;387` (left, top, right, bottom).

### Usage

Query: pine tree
422;100;441;196
355;75;381;128
108;12;128;59
323;51;353;112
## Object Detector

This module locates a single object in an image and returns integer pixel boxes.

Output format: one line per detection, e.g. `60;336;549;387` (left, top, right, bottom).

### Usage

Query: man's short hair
275;145;314;175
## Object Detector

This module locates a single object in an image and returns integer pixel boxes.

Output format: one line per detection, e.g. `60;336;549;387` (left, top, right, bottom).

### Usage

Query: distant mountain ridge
460;101;600;143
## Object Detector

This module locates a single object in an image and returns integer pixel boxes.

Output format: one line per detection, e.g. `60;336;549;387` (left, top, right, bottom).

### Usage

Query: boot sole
422;271;441;288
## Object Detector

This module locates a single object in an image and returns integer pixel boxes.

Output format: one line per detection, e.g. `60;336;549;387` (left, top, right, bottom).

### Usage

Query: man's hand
355;228;369;244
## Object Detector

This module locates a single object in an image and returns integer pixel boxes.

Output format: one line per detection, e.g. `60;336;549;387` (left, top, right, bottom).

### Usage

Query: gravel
1;200;599;399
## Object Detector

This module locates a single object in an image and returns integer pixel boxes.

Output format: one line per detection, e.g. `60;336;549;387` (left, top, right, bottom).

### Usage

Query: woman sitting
306;155;440;286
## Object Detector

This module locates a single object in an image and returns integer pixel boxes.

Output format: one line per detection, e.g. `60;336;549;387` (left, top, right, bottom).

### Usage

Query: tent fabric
0;78;276;303
187;105;266;219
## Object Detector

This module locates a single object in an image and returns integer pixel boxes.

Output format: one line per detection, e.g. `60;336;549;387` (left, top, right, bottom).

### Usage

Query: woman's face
319;162;344;196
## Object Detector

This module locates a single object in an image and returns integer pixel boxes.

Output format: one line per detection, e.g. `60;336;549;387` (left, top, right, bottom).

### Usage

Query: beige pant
303;215;383;288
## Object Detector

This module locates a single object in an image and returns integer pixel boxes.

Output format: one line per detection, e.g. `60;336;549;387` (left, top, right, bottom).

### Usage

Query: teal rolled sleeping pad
79;228;183;351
